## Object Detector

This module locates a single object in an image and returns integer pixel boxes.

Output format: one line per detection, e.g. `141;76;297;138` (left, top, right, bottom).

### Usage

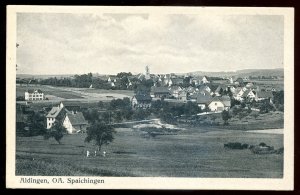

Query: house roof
200;76;210;81
208;96;231;107
215;85;227;93
186;86;196;92
26;89;43;93
242;90;251;98
256;91;273;99
198;85;211;92
66;112;88;126
171;78;184;85
220;96;231;107
134;94;152;102
169;86;182;92
46;106;63;118
196;94;212;104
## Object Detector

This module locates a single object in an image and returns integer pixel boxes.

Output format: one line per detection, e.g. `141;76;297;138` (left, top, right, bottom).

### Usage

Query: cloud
16;13;283;75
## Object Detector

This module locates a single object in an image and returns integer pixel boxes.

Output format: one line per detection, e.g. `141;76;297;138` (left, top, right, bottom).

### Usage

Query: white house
169;86;182;98
63;111;88;134
233;87;246;101
200;76;210;84
208;96;231;112
46;102;65;129
242;90;256;101
24;89;44;101
132;94;152;109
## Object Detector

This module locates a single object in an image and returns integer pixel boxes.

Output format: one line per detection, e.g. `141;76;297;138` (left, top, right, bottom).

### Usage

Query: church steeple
145;65;150;80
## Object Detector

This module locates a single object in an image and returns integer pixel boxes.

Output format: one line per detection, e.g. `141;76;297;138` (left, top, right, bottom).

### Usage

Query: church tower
145;65;150;80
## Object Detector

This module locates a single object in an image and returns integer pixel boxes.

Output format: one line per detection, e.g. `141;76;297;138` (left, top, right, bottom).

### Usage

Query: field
16;85;134;101
200;111;284;130
16;127;283;178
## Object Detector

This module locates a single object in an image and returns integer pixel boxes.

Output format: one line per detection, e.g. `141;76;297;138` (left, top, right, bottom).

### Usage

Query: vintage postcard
6;6;294;190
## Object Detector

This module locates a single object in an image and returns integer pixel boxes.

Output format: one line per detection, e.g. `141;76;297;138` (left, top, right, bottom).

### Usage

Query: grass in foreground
16;128;283;178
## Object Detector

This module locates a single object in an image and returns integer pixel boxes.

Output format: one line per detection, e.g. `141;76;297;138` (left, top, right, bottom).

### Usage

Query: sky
16;13;284;75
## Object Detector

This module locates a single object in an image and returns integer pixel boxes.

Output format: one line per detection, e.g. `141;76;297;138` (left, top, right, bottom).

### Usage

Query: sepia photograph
6;6;294;189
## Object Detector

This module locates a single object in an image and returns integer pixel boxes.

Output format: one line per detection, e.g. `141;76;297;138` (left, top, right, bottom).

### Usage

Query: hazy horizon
16;67;284;76
17;13;283;75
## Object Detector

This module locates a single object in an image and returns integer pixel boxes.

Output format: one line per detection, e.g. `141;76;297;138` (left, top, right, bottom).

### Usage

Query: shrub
259;142;267;147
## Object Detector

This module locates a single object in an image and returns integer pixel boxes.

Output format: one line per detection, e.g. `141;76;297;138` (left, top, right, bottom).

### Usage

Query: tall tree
44;121;66;144
222;110;231;125
85;121;116;151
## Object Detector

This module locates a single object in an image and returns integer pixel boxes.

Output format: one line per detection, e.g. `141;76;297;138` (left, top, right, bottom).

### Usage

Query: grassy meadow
16;127;283;178
16;85;134;101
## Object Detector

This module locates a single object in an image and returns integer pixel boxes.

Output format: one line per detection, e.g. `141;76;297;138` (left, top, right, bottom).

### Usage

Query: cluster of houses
17;66;281;134
131;71;277;112
45;102;88;134
16;101;88;135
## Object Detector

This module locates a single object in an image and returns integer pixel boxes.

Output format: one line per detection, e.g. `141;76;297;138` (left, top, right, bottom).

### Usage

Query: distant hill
17;68;284;79
16;74;74;79
187;68;284;78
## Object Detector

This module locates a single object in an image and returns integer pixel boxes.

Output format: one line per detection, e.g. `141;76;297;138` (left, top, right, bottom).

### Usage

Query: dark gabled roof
256;91;273;99
198;85;211;92
46;106;63;118
171;78;184;84
66;112;88;126
134;94;152;102
152;87;170;94
196;94;212;104
214;85;227;93
242;90;255;98
169;86;182;92
220;95;231;107
26;89;43;93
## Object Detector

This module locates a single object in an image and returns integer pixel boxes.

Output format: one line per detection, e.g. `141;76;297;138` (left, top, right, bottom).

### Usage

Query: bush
224;142;250;150
259;142;267;147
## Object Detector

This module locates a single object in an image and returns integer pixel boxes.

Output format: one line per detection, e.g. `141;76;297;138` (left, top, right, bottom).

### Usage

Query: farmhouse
63;111;88;134
151;86;170;98
208;96;231;112
132;94;152;109
233;87;246;101
46;102;66;129
24;89;44;101
196;94;212;110
242;90;256;101
169;86;182;98
255;91;274;102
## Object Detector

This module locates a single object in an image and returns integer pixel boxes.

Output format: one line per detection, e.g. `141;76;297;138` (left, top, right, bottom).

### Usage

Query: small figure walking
103;151;106;157
86;150;90;158
94;150;97;157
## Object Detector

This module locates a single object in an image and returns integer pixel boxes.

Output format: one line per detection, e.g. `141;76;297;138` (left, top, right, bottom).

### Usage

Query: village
16;66;283;134
15;66;284;177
